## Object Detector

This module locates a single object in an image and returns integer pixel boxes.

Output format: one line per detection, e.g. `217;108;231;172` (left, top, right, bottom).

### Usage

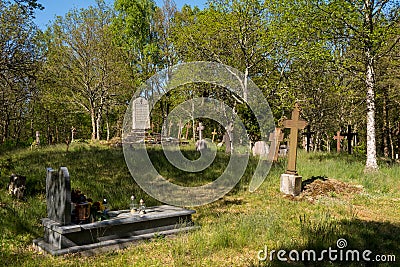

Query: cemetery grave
33;167;197;256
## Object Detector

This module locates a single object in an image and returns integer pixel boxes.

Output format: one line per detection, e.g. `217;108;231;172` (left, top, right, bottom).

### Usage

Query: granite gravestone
46;167;71;225
252;141;269;157
132;97;150;131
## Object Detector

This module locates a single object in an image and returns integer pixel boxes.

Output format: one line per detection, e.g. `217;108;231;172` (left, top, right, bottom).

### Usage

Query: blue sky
34;0;206;29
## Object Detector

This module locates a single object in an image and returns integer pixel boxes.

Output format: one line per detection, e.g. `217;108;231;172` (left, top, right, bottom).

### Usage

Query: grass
0;143;399;266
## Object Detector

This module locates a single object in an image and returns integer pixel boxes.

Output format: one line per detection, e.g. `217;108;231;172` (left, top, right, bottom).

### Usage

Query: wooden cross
197;122;205;140
211;129;217;143
301;125;315;152
283;103;307;175
177;120;184;140
340;125;357;154
333;131;344;153
269;128;284;162
185;122;191;140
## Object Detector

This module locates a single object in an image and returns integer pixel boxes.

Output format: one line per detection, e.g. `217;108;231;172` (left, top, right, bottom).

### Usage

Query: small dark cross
340;125;357;154
211;129;217;143
302;125;315;152
269;128;284;162
333;131;344;153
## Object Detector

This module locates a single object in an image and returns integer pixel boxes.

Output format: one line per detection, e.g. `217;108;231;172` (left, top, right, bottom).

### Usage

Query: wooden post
301;125;315;152
333;131;344;153
269;128;284;162
283;103;307;175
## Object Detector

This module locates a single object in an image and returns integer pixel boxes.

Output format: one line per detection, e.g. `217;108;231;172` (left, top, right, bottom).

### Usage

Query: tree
0;2;42;144
44;0;129;141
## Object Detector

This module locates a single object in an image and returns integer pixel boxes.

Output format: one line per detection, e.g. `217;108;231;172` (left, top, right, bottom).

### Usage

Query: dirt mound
285;177;363;202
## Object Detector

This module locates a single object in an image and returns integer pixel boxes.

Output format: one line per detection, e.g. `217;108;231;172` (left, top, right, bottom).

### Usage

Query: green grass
0;144;399;266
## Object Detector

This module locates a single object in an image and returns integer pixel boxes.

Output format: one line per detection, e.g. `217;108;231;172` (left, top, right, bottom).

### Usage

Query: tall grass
0;144;399;266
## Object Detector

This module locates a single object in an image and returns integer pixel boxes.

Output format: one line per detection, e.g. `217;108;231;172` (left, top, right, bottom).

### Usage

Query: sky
33;0;207;30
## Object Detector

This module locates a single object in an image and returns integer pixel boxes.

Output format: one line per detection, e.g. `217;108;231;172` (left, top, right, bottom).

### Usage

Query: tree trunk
365;51;378;171
91;108;96;141
382;86;389;158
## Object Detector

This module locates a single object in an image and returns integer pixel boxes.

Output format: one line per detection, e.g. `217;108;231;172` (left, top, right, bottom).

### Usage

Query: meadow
0;143;399;266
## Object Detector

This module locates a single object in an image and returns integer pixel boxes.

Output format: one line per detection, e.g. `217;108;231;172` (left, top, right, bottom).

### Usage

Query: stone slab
34;205;197;256
280;173;302;196
34;225;199;257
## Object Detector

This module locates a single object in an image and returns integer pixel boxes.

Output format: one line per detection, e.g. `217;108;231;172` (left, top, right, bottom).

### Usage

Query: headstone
340;125;357;154
280;103;307;196
36;131;40;145
196;139;207;151
8;174;26;199
211;129;217;143
269;127;284;162
333;131;344;153
302;125;315;152
132;97;150;131
71;127;76;143
252;141;269;157
46;167;71;225
197;122;205;140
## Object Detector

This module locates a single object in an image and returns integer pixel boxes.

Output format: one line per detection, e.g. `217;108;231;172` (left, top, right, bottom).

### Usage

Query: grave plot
33;167;197;256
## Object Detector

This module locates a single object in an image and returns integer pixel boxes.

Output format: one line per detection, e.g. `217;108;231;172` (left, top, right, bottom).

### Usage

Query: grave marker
302;125;315;152
132;97;150;131
36;131;40;145
197;122;205;140
211;129;217;143
224;123;234;154
269;128;284;162
333;131;344;153
340;125;357;154
71;127;76;143
252;141;269;157
280;103;307;196
46;167;71;225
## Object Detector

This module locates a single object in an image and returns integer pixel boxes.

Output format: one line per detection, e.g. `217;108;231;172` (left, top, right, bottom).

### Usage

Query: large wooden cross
197;122;205;140
283;103;307;175
333;131;344;153
302;125;315;152
340;125;357;154
269;127;284;162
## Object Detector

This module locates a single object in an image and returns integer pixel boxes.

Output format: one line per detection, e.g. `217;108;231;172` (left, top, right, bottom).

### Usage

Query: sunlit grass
0;144;399;266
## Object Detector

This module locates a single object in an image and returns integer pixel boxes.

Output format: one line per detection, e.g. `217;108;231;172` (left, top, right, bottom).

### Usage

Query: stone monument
280;103;307;196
